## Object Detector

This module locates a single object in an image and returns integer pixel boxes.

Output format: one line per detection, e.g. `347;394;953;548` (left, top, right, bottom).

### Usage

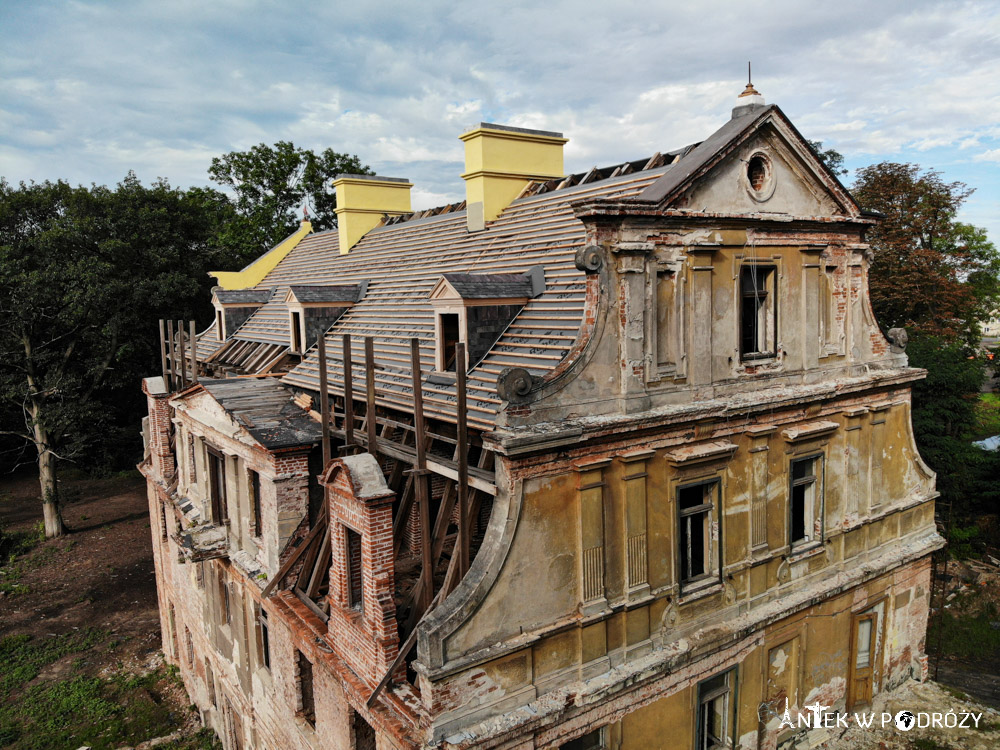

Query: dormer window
211;288;273;342
284;283;367;354
429;266;545;372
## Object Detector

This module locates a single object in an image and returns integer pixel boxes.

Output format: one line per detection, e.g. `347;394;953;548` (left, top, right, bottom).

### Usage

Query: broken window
739;265;776;360
218;568;231;626
678;481;718;585
208;448;228;525
560;728;605;750
249;469;262;538
258;607;271;670
790;455;822;548
297;650;315;726
345;526;363;612
351;710;376;750
698;668;736;749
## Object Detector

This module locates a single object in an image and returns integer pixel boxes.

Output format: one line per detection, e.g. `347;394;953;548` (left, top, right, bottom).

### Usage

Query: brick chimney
333;174;413;254
460;123;568;232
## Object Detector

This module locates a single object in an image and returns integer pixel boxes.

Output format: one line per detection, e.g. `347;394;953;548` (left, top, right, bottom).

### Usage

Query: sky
2;0;999;239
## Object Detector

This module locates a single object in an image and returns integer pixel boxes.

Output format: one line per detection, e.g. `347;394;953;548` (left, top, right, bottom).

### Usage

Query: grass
928;597;1000;662
972;393;1000;441
0;631;221;750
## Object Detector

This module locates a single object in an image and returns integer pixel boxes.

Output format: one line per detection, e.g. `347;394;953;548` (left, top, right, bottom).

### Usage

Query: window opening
747;156;768;192
678;482;717;584
291;311;303;353
561;728;605;750
790;456;821;547
439;313;460;372
739;265;776;360
208;448;228;525
249;469;262;538
698;669;736;749
297;651;315;726
346;526;363;611
258;607;271;670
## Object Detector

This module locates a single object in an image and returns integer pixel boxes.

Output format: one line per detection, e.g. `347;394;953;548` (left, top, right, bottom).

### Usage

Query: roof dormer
428;266;544;371
211;288;274;341
284;282;368;355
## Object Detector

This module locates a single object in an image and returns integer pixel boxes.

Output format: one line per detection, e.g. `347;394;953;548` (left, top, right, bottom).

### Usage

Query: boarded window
346;527;363;611
739;265;776;360
655;270;676;370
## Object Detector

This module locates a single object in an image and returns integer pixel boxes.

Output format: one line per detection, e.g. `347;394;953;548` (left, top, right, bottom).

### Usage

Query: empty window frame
438;312;461;372
297;650;316;726
739;264;777;360
290;311;303;353
207;447;228;525
560;728;605;750
216;309;225;341
698;668;737;750
185;626;194;667
249;469;262;538
345;526;363;611
258;607;271;670
677;481;720;586
790;455;823;548
218;567;231;626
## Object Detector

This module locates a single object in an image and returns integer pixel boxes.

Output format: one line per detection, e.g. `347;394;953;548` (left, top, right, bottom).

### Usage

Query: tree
208;142;372;261
0;175;231;536
853;162;1000;342
807;140;848;177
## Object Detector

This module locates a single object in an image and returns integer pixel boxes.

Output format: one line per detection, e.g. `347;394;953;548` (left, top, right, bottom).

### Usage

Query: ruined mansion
140;85;943;750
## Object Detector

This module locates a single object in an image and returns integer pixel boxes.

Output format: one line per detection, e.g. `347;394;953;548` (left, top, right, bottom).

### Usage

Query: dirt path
0;469;217;749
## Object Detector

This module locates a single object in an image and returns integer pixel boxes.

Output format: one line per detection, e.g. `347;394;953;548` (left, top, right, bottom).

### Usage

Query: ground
0;468;220;750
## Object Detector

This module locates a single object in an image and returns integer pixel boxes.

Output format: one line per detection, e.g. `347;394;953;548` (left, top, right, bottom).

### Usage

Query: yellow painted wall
460;126;567;222
333;176;412;254
210;221;312;290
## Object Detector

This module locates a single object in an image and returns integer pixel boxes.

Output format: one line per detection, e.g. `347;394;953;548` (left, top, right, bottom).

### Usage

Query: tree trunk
39;447;65;538
32;418;65;538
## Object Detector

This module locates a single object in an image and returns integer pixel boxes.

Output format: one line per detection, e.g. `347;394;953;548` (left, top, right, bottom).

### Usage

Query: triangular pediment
637;105;861;220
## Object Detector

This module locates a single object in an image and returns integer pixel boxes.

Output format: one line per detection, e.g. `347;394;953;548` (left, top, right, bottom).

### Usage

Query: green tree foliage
807;140;848;177
853;163;1000;342
853;164;1000;525
208;142;371;262
0;175;233;536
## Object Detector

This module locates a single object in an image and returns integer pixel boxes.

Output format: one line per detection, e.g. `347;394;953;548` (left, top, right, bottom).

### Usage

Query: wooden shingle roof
260;166;672;430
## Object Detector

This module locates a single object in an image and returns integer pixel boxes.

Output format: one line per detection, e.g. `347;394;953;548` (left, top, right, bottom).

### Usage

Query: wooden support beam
189;320;199;384
317;335;331;468
261;515;328;597
392;474;415;558
304;527;331;599
158;319;168;385
456;342;470;577
342;334;355;451
411;338;433;613
166;320;175;390
365;336;377;456
177;321;187;390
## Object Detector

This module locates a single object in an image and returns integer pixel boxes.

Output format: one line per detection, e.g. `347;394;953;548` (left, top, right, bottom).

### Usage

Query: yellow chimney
460;123;568;231
333;174;413;254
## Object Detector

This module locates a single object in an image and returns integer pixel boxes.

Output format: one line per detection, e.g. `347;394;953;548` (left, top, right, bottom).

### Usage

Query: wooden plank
189;321;198;383
177;322;187;390
365;336;377;456
456;342;470;577
317;335;331;468
305;528;331;599
158;319;168;385
261;516;328;598
411;338;433;613
343;334;354;448
166;320;175;390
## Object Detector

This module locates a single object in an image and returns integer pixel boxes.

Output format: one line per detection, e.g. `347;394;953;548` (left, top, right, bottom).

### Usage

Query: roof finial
740;61;761;98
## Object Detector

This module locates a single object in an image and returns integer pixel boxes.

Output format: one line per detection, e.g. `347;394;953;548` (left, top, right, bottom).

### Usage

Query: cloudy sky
2;0;999;238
